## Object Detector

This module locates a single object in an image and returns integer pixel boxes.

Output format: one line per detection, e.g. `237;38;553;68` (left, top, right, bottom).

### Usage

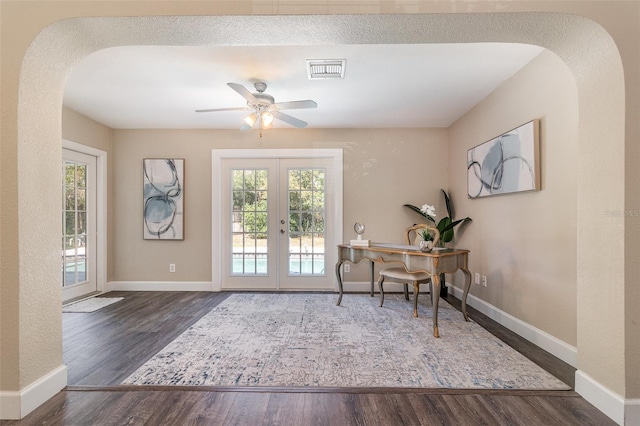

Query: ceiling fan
196;82;317;133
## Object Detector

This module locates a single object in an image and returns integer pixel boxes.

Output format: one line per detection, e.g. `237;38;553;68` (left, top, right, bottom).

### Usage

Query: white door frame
62;139;107;297
211;149;343;292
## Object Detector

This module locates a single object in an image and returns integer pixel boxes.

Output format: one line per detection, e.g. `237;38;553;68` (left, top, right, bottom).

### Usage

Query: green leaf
403;204;436;224
442;189;453;219
437;217;453;242
403;204;426;217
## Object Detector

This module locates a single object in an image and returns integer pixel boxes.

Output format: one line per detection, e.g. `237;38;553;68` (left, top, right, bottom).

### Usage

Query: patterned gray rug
123;293;569;390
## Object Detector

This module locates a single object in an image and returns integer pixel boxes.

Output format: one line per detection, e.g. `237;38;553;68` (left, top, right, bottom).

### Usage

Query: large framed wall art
467;120;540;199
143;158;184;240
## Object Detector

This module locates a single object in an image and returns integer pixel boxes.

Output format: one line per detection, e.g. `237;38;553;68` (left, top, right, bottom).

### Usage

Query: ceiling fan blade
273;100;317;110
227;82;257;103
195;107;251;113
271;110;308;128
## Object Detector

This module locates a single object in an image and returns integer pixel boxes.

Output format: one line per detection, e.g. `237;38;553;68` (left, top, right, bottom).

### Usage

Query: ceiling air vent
307;59;346;80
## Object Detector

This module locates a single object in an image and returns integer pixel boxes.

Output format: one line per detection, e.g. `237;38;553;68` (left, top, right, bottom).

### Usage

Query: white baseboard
447;285;577;367
575;370;640;425
340;280;426;294
341;281;376;293
625;399;640;425
108;281;213;291
0;365;67;420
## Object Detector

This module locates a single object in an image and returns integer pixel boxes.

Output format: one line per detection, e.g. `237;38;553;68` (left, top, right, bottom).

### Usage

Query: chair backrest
406;224;440;247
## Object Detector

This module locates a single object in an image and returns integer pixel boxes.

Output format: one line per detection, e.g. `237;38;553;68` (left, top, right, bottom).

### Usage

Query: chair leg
403;283;409;300
378;275;385;307
413;281;420;317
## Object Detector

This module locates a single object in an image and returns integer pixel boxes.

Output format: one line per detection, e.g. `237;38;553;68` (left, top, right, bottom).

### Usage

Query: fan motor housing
252;93;275;105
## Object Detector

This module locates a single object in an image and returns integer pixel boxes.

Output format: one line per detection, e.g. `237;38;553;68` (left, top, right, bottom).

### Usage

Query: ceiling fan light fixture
261;111;274;127
244;113;257;127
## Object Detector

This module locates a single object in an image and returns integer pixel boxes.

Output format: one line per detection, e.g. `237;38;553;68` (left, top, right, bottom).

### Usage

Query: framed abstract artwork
467;120;540;199
143;158;184;240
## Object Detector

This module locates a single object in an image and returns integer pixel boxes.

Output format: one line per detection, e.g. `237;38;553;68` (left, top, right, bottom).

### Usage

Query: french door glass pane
231;169;269;275
62;161;88;287
288;168;326;275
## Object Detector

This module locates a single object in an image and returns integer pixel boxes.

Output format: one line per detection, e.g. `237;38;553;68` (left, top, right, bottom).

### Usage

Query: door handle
280;219;285;224
280;229;285;234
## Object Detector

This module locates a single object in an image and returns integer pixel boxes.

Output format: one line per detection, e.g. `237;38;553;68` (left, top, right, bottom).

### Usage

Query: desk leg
370;260;375;296
431;274;441;338
336;261;345;306
460;268;472;322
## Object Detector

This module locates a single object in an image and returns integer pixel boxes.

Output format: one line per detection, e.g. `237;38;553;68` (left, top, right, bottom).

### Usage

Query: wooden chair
378;224;440;317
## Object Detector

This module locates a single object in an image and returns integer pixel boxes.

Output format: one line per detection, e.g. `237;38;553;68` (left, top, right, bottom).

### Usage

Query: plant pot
419;240;433;252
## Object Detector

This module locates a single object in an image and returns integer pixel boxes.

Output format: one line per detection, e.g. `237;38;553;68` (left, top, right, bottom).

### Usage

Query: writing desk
335;243;472;337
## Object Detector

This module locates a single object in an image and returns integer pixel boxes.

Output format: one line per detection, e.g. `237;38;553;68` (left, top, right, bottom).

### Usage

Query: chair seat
379;267;430;281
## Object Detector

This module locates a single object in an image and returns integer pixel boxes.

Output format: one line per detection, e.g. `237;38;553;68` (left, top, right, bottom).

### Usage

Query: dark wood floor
3;291;614;425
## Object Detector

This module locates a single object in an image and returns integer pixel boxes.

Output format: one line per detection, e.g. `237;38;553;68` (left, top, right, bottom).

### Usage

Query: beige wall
62;107;112;153
62;107;114;281
448;50;579;345
1;1;638;421
111;128;448;282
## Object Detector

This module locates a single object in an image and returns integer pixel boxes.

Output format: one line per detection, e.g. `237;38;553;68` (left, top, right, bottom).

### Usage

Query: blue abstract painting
467;120;540;198
143;159;184;240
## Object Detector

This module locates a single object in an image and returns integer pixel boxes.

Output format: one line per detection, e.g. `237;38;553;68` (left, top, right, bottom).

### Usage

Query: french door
214;150;342;291
62;149;97;302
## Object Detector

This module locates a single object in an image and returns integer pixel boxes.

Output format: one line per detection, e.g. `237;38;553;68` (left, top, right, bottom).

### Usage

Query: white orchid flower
420;204;436;217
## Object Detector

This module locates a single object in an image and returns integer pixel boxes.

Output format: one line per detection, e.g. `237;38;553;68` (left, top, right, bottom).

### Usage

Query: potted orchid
404;189;472;246
404;190;472;298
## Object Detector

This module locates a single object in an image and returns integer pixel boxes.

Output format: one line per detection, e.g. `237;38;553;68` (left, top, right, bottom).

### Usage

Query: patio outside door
215;150;341;291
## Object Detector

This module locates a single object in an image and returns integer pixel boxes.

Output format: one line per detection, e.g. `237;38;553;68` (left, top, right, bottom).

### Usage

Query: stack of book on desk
349;239;371;247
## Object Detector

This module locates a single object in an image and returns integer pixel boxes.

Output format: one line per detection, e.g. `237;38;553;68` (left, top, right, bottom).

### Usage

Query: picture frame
467;120;540;198
143;158;184;240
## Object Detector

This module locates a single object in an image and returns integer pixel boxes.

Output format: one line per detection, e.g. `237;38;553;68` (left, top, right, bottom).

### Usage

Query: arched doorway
8;10;627;420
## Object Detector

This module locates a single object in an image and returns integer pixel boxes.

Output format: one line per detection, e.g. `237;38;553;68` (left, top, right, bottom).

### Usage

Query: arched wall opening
8;10;628;419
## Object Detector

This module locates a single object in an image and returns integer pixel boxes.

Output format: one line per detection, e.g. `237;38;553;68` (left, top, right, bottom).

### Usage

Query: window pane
65;163;75;186
76;165;87;188
65;212;76;236
232;170;244;190
289;213;300;233
76;258;87;282
232;254;243;273
289;170;301;190
64;261;77;286
77;212;87;235
289;254;301;275
76;189;86;211
289;191;301;211
232;191;244;211
313;213;325;233
255;170;268;190
244;254;256;274
255;212;268;233
65;187;76;211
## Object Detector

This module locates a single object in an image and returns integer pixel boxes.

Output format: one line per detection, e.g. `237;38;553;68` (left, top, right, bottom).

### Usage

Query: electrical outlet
482;275;487;287
474;273;480;285
344;264;350;273
169;263;176;273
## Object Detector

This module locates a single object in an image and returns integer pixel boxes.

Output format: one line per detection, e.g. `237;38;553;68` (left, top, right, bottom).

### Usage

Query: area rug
123;293;569;390
63;297;124;313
